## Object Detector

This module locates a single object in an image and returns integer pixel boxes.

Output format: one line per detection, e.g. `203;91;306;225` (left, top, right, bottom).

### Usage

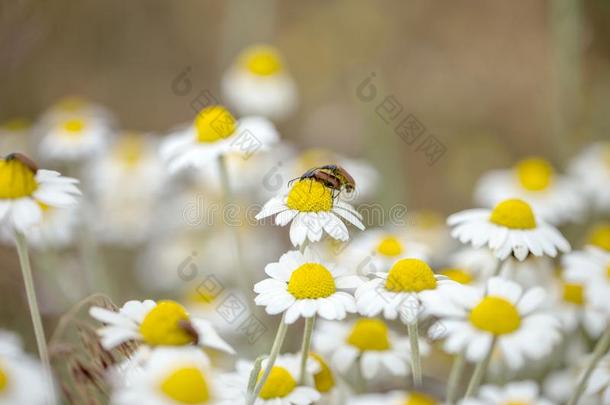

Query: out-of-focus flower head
569;142;610;213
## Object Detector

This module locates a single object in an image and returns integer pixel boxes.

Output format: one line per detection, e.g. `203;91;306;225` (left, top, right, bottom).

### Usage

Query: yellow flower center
287;263;336;299
61;118;86;135
240;45;283;76
515;157;554;191
469;296;521;335
2;117;30;132
0;156;38;199
440;268;473;284
385;258;437;292
160;367;209;404
0;364;7;393
588;223;610;251
194;106;236;143
310;352;335;393
346;318;391;351
115;135;143;166
562;282;585;306
376;235;403;257
139;301;197;346
489;199;537;229
258;366;296;399
404;392;437;405
286;179;333;212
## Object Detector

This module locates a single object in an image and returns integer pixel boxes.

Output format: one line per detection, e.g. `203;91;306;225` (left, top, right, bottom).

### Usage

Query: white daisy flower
436;266;478;285
0;117;32;155
255;178;365;247
563;247;610;312
89;299;235;354
17;204;78;249
0;153;81;233
447;198;570;261
340;229;430;275
160;105;279;173
38;96;113;125
569;141;610;213
111;346;221;405
474;156;586;224
448;247;499;283
348;390;441;405
37;112;113;163
307;352;338;399
253;248;358;324
0;330;51;405
221;44;297;121
313;318;428;380
583;354;610;404
544;369;598;405
548;275;607;338
218;356;320;405
498;255;555;288
426;277;561;370
461;381;554;405
355;258;456;324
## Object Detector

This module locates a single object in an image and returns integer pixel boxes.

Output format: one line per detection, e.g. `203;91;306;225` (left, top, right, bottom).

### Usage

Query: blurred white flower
475;157;587;224
563;247;610;313
222;44;298;121
426;277;561;369
461;380;554;405
448;198;570;261
348;391;440;405
569;142;610;213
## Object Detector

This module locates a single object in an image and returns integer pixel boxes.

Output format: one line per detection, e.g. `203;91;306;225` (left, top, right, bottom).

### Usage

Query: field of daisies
1;39;610;405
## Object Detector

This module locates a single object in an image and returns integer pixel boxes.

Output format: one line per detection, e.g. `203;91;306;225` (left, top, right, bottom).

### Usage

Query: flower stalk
299;316;316;384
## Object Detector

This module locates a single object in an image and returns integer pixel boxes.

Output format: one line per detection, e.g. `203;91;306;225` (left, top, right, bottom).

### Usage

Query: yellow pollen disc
62;118;86;134
562;282;585;306
2;117;30;132
0;157;38;199
469;296;521;335
385;258;437;292
346;318;391;351
0;364;7;393
139;301;195;346
310;352;335;393
588;223;610;251
376;235;403;257
115;135;143;166
239;45;283;76
257;366;296;399
194;106;236;143
287;263;336;299
286;179;333;212
160;367;209;404
489;199;537;229
515;157;554;191
440;268;473;284
404;392;438;405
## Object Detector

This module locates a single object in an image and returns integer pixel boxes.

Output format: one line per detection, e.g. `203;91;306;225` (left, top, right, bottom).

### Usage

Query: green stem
446;352;466;404
14;232;55;403
567;328;610;405
299;316;316;384
408;321;423;387
464;337;496;398
249;315;288;404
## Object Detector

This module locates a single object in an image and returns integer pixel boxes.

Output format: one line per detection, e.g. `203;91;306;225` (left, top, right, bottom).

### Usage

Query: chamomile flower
475;157;586;224
569;141;610;213
0;330;50;404
218;356;320;405
348;391;440;405
587;222;610;252
253;248;358;324
0;153;80;233
355;258;455;324
313;318;427;380
562;247;610;312
89;299;235;354
447;198;570;261
38;96;112;125
221;44;298;120
581;354;610;404
426;277;561;369
498;255;555;288
307;352;338;399
37;110;113;163
549;275;608;338
16;204;78;249
448;247;499;283
160;105;279;173
341;229;430;274
461;381;554;405
112;346;221;405
255;178;365;247
544;369;598;405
